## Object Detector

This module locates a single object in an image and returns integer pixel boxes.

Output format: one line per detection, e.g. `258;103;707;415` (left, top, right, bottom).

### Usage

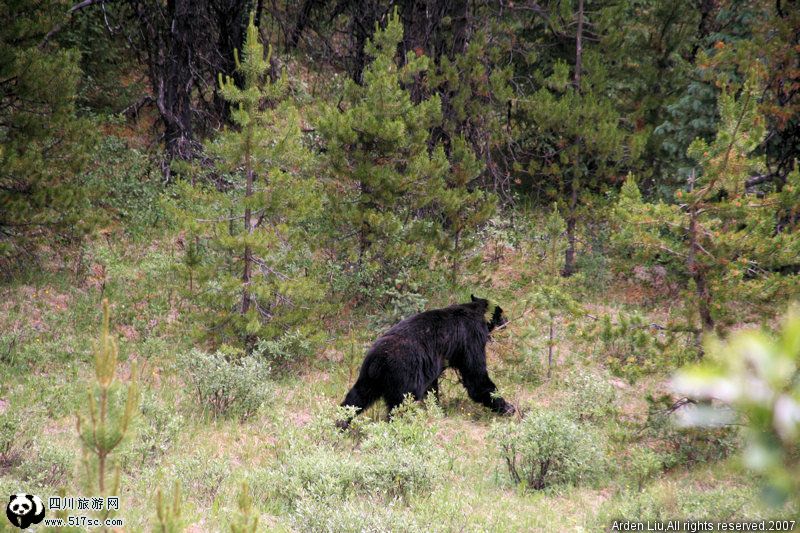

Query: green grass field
0;234;787;532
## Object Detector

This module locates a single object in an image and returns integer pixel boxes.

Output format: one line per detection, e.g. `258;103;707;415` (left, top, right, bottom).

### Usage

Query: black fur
338;295;514;427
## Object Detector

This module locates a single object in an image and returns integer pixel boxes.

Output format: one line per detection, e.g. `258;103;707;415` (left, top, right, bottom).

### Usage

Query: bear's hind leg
426;378;440;401
337;379;379;429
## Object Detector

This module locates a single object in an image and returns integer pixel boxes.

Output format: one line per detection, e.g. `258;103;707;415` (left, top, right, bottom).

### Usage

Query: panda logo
6;494;45;529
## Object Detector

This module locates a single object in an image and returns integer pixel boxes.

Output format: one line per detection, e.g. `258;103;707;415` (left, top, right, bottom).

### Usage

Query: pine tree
615;72;800;335
171;14;322;347
0;2;95;263
77;299;139;528
318;9;495;295
513;0;645;276
427;24;515;200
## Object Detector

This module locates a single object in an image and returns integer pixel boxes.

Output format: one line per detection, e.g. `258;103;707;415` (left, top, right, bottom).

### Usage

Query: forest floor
0;232;784;532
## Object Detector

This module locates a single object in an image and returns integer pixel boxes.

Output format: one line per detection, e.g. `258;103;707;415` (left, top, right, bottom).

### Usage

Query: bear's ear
471;294;478;302
493;306;504;319
9;495;13;502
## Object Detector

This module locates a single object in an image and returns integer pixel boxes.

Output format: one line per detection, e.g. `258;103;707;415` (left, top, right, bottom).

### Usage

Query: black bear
338;295;514;427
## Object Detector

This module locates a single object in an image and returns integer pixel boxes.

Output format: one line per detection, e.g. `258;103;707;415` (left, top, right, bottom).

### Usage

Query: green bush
0;413;20;464
291;496;420;533
580;312;690;382
563;368;618;423
177;348;272;420
626;446;663;491
168;454;230;504
84;136;163;238
257;399;447;512
252;330;315;373
643;395;738;468
490;408;605;490
124;393;184;468
17;442;74;489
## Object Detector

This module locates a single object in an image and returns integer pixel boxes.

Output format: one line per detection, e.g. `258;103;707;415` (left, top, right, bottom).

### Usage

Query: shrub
84;135;164;238
291;496;420;533
490;408;605;490
0;413;21;466
168;454;230;504
178;348;272;420
17;443;74;489
578;311;695;382
643;394;738;468
626;446;663;491
563;368;618;423
252;330;315;373
124;393;184;468
258;398;447;511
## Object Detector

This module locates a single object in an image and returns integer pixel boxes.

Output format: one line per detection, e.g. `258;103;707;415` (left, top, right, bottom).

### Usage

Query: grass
0;232;787;532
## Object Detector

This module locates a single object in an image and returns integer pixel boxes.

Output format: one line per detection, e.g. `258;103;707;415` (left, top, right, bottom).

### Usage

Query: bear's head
488;305;507;332
470;295;507;332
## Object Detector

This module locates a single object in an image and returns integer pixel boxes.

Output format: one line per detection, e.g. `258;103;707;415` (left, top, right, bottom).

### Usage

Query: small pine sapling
154;482;184;533
77;299;139;528
230;483;259;533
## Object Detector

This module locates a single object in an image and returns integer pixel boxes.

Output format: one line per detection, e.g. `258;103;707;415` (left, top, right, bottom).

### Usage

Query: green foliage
563;367;618;423
83;135;163;238
427;23;514;181
642;394;739;469
672;307;800;506
252;329;315;373
626;446;663;491
169;14;323;346
77;299;139;501
543;203;568;276
17;442;74;489
256;397;447;523
0;1;100;261
0;413;20;463
167;454;230;504
490;408;605;490
510;324;545;385
0;2;96;261
177;348;272;420
598;483;759;525
153;482;185;533
230;483;259;533
318;9;495;298
290;497;421;533
584;312;671;380
513;8;646;274
524;280;583;378
125;393;184;468
615;71;800;333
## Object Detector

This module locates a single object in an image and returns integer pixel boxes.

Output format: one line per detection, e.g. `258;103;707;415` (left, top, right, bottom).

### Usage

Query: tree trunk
241;138;254;316
563;176;578;277
573;0;583;91
687;170;715;333
288;0;319;49
562;0;584;277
